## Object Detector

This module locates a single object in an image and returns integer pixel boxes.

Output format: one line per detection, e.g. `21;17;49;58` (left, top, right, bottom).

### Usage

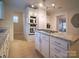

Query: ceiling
6;0;79;12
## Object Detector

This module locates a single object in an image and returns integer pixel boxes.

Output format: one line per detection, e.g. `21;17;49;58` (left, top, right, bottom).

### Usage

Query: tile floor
8;34;43;58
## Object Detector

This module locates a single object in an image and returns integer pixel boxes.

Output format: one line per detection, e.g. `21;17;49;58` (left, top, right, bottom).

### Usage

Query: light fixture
39;3;43;7
52;3;55;7
38;0;56;8
32;5;34;8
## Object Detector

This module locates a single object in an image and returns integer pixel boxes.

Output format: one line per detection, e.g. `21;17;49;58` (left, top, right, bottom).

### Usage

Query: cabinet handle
55;48;61;53
55;41;61;45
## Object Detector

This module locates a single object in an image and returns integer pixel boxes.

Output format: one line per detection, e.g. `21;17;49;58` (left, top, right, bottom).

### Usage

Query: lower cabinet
40;33;49;58
35;32;41;52
35;31;77;58
50;36;69;58
35;32;50;58
0;34;10;58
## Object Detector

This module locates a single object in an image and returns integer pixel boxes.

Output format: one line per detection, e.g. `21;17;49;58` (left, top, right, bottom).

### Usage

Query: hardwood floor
8;34;43;58
14;33;26;40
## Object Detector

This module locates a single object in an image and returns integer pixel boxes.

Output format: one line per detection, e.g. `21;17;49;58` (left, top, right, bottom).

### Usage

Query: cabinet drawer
50;37;68;50
41;37;49;58
50;51;61;58
50;45;68;57
50;51;67;58
41;39;49;51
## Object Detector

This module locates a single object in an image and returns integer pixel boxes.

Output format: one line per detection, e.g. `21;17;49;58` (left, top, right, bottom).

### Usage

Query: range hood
0;0;4;20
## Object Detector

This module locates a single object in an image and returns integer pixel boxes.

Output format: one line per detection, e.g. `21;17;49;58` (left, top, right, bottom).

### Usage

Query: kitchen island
35;29;79;58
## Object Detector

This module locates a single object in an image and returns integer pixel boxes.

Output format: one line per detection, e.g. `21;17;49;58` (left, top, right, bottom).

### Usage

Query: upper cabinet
0;0;4;20
37;8;47;29
23;7;37;35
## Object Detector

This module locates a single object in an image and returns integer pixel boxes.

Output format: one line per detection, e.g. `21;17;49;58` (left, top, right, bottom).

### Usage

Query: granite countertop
51;33;79;42
37;29;79;43
37;29;58;33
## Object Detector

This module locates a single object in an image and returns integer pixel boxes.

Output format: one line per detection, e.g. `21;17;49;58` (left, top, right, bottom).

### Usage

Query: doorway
12;12;25;40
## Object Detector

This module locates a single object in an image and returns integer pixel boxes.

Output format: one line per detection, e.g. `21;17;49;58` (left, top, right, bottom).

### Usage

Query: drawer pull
55;48;61;53
55;41;61;45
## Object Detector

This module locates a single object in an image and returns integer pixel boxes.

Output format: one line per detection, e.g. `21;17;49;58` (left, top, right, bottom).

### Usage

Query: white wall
67;10;79;35
49;3;79;35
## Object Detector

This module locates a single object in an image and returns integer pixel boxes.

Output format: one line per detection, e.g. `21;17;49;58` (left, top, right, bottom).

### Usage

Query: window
57;15;66;32
13;16;19;23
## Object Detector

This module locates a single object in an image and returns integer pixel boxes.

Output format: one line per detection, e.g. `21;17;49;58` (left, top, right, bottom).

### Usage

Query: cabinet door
37;9;47;29
50;36;68;58
35;32;41;52
50;36;68;50
41;34;49;58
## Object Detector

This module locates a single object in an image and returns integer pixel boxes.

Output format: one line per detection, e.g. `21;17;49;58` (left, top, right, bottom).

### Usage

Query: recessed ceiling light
52;3;55;7
39;3;43;7
32;5;34;8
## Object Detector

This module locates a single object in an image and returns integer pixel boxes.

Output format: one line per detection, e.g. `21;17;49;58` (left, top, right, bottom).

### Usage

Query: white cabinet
24;7;37;35
37;8;47;29
35;32;50;58
0;1;4;19
35;31;78;58
35;32;41;52
40;33;49;58
0;34;10;58
23;7;47;41
50;36;69;58
23;7;37;41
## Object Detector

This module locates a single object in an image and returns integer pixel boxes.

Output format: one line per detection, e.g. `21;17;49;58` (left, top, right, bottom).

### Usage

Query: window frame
57;15;67;32
13;16;19;23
